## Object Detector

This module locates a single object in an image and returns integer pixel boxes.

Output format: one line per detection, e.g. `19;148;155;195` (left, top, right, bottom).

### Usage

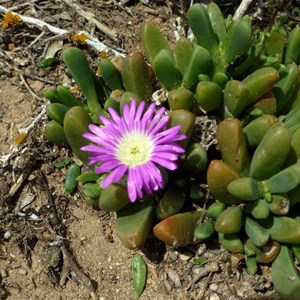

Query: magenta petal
107;105;120;117
153;144;185;154
129;98;137;118
127;170;137;202
81;145;115;155
133;170;143;191
175;134;187;141
123;102;130;116
82;133;103;144
95;159;120;173
122;101;134;123
147;107;166;133
135;166;151;194
99;115;113;126
139;171;151;194
82;132;118;148
132;169;144;199
124;112;135;129
108;107;121;123
154;131;185;145
141;102;156;125
151;156;178;170
148;116;169;136
164;143;185;153
153;151;178;161
90;154;115;163
144;161;164;190
88;124;106;137
87;158;98;166
148;161;163;178
134;101;146;121
153;125;181;140
101;165;127;188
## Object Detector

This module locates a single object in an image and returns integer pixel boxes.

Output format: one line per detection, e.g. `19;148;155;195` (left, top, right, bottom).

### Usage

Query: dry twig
23;73;55;85
0;5;125;56
43;217;95;289
195;272;213;300
39;172;95;290
20;74;43;100
233;0;254;20
8;162;35;198
0;106;45;169
62;0;117;42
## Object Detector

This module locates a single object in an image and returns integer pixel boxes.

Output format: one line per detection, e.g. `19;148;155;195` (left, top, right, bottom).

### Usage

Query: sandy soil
0;1;289;299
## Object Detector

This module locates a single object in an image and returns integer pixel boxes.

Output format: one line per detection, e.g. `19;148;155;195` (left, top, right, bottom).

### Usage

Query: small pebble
168;251;178;262
18;268;27;275
167;269;181;288
3;230;11;239
197;244;206;256
179;253;192;261
164;278;172;292
192;262;219;283
73;157;83;166
60;12;72;21
43;16;56;23
11;262;20;269
153;17;163;24
210;283;219;291
28;174;35;181
19;193;35;210
209;293;220;300
264;282;271;289
29;213;40;221
105;226;112;235
186;262;194;269
8;43;15;50
0;289;6;298
0;269;8;278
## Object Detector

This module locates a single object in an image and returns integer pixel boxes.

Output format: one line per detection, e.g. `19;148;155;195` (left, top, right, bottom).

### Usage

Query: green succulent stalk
63;106;93;164
121;52;153;100
60;47;102;116
216;118;250;175
272;246;300;300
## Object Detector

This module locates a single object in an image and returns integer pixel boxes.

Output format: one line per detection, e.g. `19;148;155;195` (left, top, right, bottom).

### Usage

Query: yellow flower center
116;131;153;167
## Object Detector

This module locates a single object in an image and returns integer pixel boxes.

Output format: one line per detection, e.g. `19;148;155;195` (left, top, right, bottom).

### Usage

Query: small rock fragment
209;293;220;300
0;269;8;278
60;12;72;21
179;252;193;261
167;269;181;287
18;268;27;275
210;283;219;291
192;262;219;283
168;251;178;262
164;278;172;292
3;230;11;239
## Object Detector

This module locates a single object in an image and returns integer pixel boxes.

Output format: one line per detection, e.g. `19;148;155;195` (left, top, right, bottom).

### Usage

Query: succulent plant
43;2;300;297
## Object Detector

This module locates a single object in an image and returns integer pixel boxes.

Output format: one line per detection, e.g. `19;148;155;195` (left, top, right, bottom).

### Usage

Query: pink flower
81;99;186;202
